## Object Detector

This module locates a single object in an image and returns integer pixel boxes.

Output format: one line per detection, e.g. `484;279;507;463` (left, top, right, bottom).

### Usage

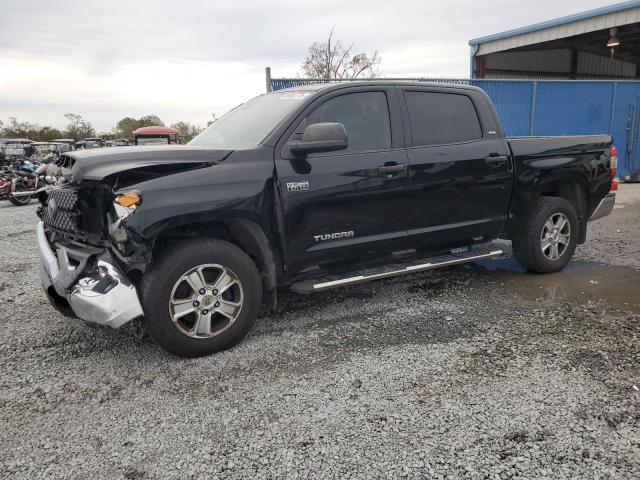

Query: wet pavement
471;255;640;313
463;183;640;315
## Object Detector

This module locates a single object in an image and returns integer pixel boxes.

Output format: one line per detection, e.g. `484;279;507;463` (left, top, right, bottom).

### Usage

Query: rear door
399;87;513;252
275;87;410;274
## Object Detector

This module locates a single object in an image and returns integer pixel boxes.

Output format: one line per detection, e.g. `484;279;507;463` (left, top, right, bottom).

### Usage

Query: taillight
610;146;619;192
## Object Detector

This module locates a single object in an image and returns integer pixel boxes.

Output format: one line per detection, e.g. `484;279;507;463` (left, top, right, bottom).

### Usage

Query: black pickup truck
36;82;617;357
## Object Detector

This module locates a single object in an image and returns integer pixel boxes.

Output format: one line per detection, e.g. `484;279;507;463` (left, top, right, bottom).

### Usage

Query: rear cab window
404;91;483;147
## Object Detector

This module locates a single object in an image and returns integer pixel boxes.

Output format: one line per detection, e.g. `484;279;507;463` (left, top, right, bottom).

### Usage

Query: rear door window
405;91;482;147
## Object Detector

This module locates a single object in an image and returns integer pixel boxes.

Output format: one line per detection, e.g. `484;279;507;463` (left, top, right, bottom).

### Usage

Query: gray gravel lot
1;187;639;479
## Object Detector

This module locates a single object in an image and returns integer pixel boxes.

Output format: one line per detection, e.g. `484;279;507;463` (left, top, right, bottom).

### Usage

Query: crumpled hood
65;145;232;182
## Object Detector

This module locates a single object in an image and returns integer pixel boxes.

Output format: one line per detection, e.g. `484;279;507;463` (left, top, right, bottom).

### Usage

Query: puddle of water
467;256;640;312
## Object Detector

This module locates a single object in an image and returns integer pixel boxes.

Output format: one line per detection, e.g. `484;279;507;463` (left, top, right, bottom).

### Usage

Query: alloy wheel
168;264;244;338
540;212;571;261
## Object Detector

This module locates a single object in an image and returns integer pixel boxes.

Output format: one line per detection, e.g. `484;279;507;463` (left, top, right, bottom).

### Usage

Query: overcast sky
0;0;614;131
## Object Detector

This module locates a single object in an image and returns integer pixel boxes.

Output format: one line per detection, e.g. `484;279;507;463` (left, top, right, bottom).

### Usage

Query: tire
140;238;262;357
9;194;32;206
512;196;578;273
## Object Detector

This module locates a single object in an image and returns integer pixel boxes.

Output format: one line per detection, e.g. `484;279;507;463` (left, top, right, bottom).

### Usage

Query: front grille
43;188;80;234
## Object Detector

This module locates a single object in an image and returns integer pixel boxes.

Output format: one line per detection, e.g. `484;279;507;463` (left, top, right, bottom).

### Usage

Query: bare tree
301;27;381;79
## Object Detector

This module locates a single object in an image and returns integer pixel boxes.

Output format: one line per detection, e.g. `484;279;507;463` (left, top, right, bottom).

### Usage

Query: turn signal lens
115;192;141;208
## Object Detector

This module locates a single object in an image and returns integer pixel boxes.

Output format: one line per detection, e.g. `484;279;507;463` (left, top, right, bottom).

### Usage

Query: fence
271;77;640;180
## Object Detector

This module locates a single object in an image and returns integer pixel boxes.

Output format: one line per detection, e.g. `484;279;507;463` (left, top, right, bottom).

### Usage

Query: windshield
189;91;312;150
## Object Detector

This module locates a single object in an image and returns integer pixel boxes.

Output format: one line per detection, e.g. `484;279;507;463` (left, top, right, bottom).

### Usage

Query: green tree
64;113;95;140
2;117;38;138
0;117;66;141
137;115;164;127
33;126;64;141
170;121;202;141
115;117;140;139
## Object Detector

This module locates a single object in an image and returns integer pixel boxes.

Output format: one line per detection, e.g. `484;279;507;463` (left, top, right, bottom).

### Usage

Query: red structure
133;126;181;145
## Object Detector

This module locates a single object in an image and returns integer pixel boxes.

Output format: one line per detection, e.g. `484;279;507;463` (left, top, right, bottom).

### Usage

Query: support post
529;81;537;136
570;50;579;79
609;81;618;134
265;66;272;93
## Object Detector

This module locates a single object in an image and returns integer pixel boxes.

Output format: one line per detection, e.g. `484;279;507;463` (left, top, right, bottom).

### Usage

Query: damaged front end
36;146;233;328
37;180;150;328
37;222;143;327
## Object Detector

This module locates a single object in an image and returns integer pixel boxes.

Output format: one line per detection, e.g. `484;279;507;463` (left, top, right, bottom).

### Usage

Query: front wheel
512;196;579;273
9;193;32;206
140;239;263;357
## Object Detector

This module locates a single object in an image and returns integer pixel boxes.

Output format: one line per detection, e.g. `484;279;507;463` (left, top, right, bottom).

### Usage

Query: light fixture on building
607;28;621;47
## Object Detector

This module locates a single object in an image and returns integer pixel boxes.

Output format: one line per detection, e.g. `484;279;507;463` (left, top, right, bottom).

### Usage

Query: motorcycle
1;159;58;207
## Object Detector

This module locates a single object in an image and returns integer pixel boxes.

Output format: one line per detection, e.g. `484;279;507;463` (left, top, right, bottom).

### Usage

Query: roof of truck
279;80;482;94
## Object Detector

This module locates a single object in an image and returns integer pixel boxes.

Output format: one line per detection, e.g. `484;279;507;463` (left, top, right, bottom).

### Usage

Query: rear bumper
37;221;143;328
589;193;616;222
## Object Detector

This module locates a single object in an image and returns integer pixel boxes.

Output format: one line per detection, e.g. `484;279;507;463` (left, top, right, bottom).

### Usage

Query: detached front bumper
37;221;144;328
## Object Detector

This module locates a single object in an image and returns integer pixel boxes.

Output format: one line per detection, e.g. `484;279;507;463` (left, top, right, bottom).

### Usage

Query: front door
275;88;410;274
400;87;513;252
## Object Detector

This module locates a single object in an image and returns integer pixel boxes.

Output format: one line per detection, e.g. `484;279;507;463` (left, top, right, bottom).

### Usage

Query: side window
306;92;391;153
405;92;482;147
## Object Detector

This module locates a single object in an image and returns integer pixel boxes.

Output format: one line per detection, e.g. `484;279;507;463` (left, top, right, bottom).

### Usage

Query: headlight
115;192;141;208
113;191;141;222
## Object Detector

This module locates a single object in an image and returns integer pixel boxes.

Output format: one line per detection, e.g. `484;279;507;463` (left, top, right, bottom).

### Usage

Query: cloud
0;0;613;130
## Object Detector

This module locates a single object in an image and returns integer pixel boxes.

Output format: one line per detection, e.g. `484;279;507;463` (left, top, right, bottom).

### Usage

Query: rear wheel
140;239;262;357
512;196;578;273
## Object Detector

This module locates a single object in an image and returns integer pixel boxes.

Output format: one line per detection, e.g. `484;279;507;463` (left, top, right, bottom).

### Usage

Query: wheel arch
149;217;281;306
534;175;589;244
509;174;589;244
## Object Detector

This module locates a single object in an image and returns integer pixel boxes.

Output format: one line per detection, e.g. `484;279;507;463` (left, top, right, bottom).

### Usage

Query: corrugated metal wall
271;78;640;179
483;49;637;78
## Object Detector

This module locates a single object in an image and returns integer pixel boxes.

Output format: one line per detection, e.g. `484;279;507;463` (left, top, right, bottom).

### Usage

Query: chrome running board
290;247;503;294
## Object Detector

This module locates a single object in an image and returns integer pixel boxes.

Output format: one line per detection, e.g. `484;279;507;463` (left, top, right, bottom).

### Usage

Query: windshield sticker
280;92;311;100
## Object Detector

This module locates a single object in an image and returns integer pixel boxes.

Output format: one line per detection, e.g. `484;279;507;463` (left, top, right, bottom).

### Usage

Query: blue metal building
468;1;640;180
270;2;640;179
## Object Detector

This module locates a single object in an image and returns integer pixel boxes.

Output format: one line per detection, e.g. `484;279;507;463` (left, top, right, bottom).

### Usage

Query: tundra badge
287;181;310;192
314;231;355;242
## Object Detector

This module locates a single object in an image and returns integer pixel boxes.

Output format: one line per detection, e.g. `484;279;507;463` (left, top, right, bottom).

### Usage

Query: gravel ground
574;185;640;269
1;186;639;479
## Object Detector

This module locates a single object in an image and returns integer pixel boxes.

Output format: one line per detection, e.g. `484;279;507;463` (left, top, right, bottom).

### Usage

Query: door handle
484;154;508;167
377;163;407;174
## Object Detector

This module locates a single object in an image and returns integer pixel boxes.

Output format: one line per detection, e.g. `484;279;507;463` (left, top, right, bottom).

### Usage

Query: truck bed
507;134;612;221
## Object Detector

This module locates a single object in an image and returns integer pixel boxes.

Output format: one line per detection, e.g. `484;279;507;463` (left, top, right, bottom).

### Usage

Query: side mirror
288;122;348;155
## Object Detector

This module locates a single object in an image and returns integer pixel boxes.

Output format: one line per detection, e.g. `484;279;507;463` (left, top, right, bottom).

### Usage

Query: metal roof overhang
469;1;640;56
